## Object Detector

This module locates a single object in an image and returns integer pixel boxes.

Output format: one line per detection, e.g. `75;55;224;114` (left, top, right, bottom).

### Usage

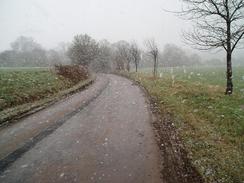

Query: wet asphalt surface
0;74;161;183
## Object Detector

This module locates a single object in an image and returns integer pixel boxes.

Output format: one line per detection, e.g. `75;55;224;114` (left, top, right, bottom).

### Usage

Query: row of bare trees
1;35;201;79
68;34;208;78
67;34;162;77
0;35;159;76
112;40;142;72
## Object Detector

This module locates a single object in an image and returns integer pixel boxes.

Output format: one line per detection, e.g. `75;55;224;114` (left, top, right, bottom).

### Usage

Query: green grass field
126;66;244;183
0;67;74;111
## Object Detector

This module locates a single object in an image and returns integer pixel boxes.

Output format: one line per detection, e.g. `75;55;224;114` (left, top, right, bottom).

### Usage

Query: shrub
54;64;89;83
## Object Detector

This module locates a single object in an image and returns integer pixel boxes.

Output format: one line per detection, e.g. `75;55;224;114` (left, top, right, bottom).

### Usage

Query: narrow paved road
0;74;161;183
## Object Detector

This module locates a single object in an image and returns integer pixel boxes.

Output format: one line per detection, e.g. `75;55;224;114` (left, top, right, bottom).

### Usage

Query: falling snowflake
21;164;28;168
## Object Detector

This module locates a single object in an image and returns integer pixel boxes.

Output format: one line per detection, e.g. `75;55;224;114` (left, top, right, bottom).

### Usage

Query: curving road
0;74;161;183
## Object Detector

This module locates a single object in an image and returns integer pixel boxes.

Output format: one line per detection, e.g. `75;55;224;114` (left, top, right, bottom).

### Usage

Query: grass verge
0;67;94;126
120;70;244;183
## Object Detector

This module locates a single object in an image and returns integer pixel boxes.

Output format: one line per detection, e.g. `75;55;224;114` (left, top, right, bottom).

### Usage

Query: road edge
0;75;96;128
0;75;110;174
116;72;205;183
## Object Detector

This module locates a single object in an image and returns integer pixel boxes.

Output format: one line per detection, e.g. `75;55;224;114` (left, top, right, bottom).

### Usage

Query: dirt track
0;74;162;183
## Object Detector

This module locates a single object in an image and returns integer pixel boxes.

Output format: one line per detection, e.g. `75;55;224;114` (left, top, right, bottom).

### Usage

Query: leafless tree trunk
179;0;244;95
145;39;159;78
130;41;141;72
126;61;130;72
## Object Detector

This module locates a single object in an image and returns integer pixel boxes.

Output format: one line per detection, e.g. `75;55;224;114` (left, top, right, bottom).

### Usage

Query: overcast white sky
0;0;190;49
0;0;242;59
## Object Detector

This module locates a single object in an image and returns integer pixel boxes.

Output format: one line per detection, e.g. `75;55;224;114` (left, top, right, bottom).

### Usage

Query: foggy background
0;0;243;65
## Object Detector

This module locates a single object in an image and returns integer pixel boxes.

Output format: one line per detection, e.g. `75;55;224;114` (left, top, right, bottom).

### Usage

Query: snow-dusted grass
0;67;94;124
0;67;74;111
123;66;244;183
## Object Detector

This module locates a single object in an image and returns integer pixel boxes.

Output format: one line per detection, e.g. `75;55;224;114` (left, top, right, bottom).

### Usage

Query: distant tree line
0;36;71;67
1;34;236;73
64;34;142;73
67;34;206;74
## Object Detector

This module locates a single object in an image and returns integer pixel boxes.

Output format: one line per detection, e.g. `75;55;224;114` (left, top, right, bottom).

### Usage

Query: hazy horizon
0;0;243;60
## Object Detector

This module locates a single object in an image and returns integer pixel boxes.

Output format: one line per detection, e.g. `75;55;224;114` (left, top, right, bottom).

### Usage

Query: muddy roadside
120;73;205;183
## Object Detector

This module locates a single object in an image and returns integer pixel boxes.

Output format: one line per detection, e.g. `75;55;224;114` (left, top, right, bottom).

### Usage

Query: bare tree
68;34;99;67
130;41;141;72
145;39;159;77
11;36;41;52
180;0;244;95
90;39;113;73
113;41;132;71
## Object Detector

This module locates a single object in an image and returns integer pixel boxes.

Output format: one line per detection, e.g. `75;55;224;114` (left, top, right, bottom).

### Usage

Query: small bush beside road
54;64;89;83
